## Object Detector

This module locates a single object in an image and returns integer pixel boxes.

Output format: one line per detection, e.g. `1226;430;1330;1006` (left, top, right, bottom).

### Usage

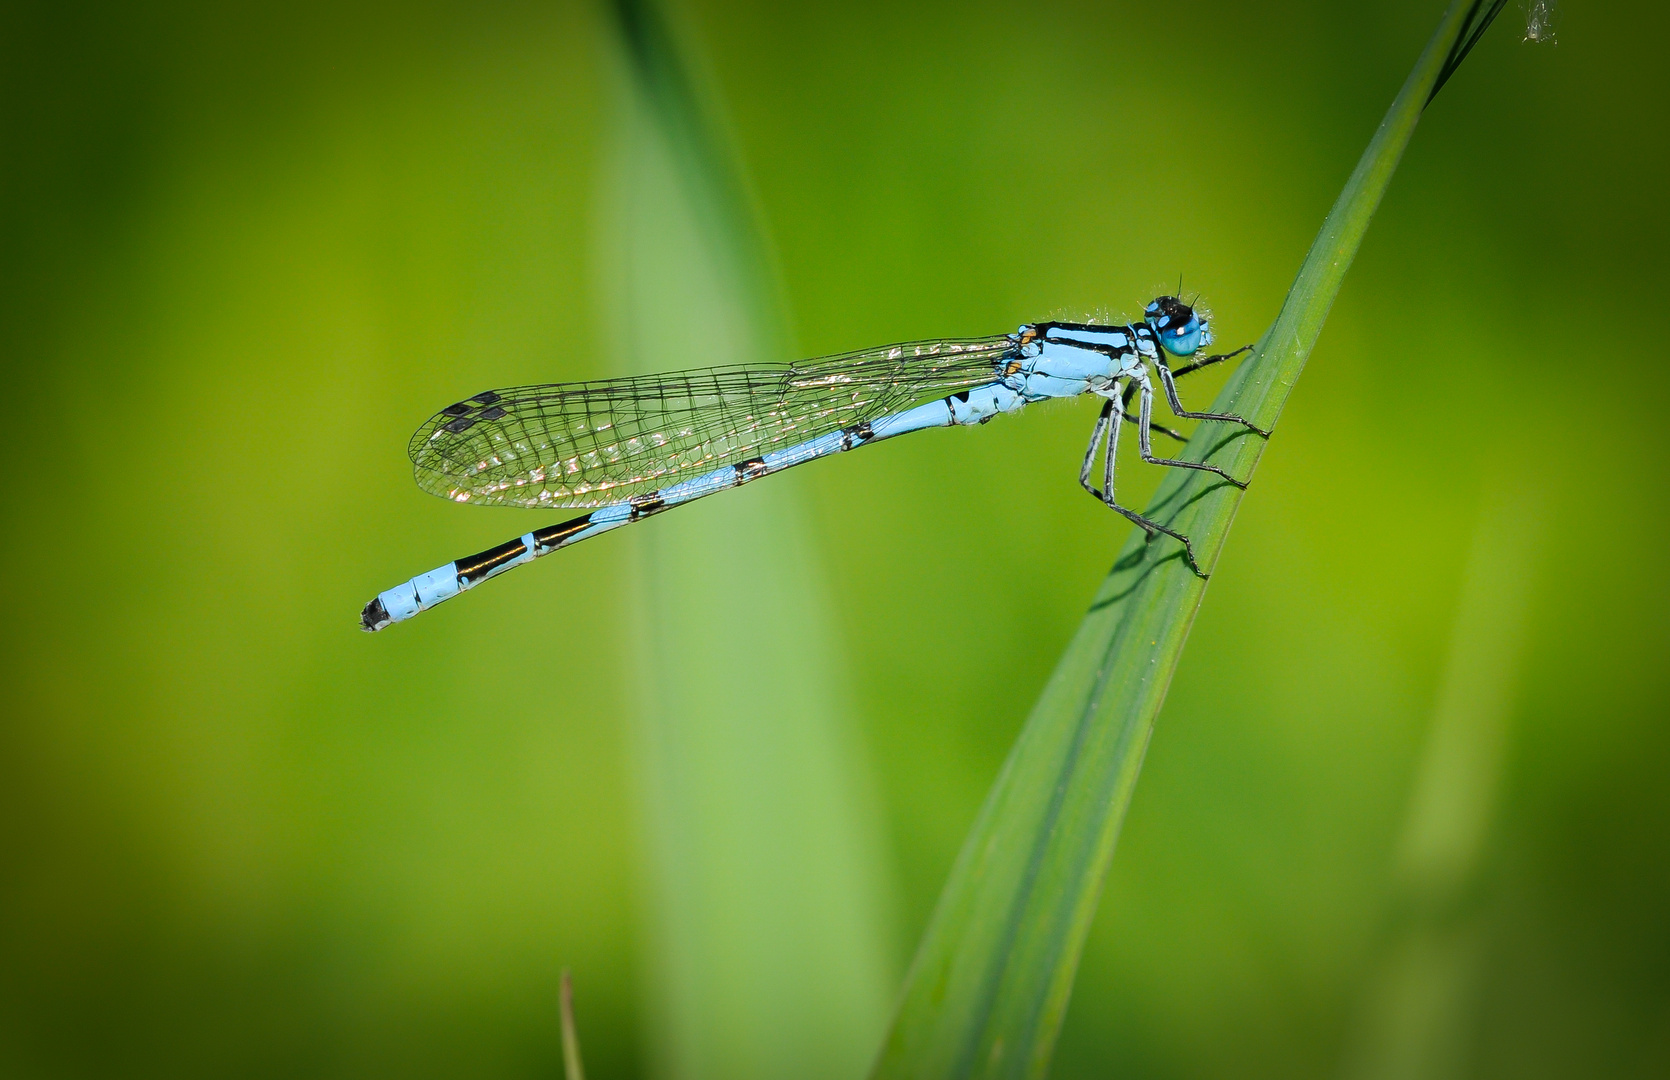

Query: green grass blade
869;4;1506;1077
560;970;588;1080
1341;474;1547;1080
601;3;895;1078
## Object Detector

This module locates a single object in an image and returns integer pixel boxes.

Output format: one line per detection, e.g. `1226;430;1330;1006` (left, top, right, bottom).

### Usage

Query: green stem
560;970;588;1080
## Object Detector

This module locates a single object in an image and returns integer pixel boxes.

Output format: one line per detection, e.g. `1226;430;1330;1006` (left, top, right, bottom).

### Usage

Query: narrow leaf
602;3;896;1078
869;3;1507;1077
561;970;588;1080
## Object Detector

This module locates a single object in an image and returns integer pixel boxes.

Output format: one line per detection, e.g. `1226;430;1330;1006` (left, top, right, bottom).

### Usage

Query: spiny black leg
1126;412;1186;441
1102;399;1117;501
1167;343;1253;380
1078;399;1119;505
1081;392;1207;576
1155;361;1270;437
1103;497;1207;577
1118;381;1184;442
1136;379;1248;490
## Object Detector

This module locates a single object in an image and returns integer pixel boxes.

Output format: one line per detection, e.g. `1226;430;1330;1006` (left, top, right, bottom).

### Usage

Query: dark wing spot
472;391;502;405
445;416;478;434
442;402;472;416
479;406;507;421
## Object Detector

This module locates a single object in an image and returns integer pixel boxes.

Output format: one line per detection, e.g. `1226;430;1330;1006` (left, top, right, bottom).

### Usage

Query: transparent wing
409;335;1016;508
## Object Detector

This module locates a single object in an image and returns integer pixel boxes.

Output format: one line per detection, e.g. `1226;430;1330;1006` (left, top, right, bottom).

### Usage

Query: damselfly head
1144;295;1212;357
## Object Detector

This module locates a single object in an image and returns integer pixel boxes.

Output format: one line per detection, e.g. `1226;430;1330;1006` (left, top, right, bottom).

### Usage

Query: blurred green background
3;1;1667;1078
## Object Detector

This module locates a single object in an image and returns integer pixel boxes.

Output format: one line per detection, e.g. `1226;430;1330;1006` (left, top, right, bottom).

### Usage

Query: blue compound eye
1145;295;1211;357
1162;320;1205;356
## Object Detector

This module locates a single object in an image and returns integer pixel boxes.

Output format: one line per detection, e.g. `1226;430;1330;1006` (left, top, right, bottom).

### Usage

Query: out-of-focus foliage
602;2;895;1077
0;2;1665;1079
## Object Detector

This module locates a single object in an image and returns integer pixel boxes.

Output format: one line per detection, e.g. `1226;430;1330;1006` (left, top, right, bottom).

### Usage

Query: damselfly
361;296;1264;631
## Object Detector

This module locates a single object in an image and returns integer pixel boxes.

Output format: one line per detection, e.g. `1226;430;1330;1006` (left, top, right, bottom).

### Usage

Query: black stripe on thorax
1040;324;1142;352
1035;320;1139;334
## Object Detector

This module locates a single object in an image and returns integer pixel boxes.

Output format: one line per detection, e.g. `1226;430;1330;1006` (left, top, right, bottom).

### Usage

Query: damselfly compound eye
1144;296;1211;357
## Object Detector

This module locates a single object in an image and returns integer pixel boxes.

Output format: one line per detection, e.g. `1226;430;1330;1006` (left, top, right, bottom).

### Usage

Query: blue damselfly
362;296;1262;631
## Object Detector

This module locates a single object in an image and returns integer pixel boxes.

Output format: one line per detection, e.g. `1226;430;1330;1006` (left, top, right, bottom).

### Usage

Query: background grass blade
1340;465;1547;1080
560;970;588;1080
869;3;1507;1077
601;2;895;1078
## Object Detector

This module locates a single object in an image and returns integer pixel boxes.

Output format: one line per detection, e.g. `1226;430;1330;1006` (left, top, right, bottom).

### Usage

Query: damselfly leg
1132;372;1247;490
1079;394;1207;576
1165;343;1253;380
1154;353;1270;437
1116;342;1259;441
1125;403;1187;442
1085;344;1271;576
